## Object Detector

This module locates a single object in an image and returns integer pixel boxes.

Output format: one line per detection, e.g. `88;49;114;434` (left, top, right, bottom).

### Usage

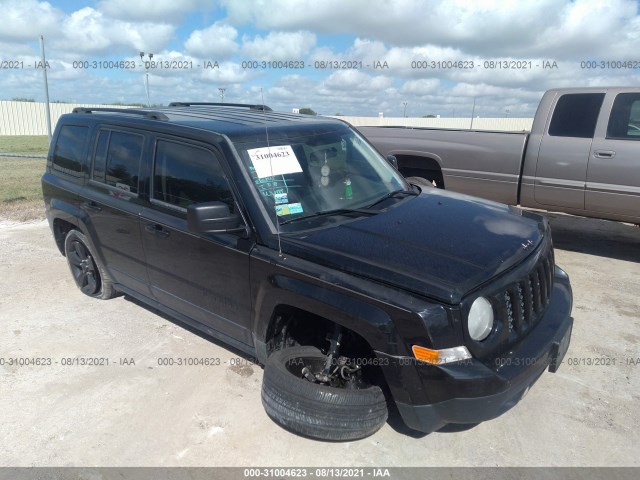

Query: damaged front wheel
261;346;388;441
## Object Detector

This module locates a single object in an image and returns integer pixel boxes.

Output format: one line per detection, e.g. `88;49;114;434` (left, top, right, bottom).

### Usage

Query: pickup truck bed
361;87;640;226
358;126;529;205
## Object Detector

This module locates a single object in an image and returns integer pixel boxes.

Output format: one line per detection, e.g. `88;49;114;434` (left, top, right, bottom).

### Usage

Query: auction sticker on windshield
275;202;303;216
248;145;303;178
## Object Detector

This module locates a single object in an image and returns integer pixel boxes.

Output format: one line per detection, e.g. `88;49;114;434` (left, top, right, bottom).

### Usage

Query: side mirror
386;154;398;169
187;201;243;234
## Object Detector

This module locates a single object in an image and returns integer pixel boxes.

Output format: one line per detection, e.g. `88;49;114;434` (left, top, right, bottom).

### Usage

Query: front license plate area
548;322;572;373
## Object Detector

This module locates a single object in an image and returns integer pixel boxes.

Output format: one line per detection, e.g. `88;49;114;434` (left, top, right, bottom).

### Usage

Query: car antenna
261;87;284;258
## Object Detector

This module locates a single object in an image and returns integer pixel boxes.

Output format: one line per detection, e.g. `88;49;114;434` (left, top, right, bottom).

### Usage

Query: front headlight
468;296;494;341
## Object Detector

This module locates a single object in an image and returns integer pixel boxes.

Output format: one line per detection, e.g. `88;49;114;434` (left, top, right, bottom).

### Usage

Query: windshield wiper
279;208;378;225
367;188;419;208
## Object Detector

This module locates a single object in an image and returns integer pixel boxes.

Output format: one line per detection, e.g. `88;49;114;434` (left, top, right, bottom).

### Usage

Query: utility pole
470;97;476;129
139;52;153;106
219;88;226;103
402;101;408;118
40;35;52;142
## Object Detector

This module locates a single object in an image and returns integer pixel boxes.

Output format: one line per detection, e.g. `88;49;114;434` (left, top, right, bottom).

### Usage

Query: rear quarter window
52;125;89;176
548;93;605;138
106;131;143;194
90;130;144;194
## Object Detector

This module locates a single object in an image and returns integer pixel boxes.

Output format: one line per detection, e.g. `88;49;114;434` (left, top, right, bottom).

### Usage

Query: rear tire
261;346;388;441
64;230;117;300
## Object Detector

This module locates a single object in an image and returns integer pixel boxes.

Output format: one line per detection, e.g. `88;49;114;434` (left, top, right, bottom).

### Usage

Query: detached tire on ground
64;229;117;300
261;346;388;441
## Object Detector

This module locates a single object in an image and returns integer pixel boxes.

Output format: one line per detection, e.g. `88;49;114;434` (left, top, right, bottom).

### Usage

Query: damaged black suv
42;103;573;440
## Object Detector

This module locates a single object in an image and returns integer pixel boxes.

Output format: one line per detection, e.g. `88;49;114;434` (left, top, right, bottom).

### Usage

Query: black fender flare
48;198;108;271
251;271;408;364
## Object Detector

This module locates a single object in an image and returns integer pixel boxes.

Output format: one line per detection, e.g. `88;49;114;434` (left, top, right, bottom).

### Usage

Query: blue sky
1;0;639;117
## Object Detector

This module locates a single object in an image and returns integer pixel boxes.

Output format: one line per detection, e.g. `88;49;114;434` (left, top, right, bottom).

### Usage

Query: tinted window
105;131;143;194
548;93;605;138
607;93;640;139
153;140;234;210
92;130;109;183
52;125;89;175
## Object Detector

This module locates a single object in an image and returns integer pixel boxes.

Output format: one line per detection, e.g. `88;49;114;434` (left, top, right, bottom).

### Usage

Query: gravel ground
0;214;638;467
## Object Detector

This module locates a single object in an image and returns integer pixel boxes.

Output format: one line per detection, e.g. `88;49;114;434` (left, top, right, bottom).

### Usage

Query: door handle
145;223;170;238
82;201;102;212
594;150;616;159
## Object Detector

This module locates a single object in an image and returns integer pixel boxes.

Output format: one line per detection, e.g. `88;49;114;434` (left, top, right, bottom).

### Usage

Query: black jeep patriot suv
42;103;573;440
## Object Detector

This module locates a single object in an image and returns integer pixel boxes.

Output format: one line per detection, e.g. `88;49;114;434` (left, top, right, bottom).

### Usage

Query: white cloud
400;79;440;96
267;86;298;101
535;0;639;59
1;0;639;117
221;0;640;58
185;22;239;58
242;31;316;61
199;62;255;84
52;7;174;55
0;1;175;55
220;0;550;47
0;0;63;41
0;41;35;56
322;70;393;93
98;0;216;22
449;83;530;99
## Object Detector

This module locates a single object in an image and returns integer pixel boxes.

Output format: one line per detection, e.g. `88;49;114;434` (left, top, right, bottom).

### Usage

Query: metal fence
0;101;534;136
331;116;533;131
0;101;137;135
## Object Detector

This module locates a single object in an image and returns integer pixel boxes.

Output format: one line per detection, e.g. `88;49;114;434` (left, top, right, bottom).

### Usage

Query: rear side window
52;125;89;176
607;93;640;139
153;140;234;210
91;130;143;194
548;93;605;138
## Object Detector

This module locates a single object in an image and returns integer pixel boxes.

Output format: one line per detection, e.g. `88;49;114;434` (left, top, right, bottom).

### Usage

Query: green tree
299;107;317;115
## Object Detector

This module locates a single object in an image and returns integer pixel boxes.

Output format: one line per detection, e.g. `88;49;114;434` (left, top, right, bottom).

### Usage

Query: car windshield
234;124;408;230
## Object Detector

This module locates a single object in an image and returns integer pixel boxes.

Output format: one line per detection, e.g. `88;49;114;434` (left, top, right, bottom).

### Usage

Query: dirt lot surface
0;213;638;467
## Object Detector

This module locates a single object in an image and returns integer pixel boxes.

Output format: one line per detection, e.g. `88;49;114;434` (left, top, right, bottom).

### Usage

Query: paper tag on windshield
248;145;302;179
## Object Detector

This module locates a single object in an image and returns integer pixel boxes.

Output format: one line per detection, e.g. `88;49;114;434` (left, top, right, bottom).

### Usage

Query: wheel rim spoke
82;271;97;294
71;265;83;283
67;250;83;266
74;241;88;260
67;237;100;295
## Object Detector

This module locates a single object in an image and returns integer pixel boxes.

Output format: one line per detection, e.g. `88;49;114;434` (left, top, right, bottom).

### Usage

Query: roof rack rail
72;107;169;121
168;102;272;111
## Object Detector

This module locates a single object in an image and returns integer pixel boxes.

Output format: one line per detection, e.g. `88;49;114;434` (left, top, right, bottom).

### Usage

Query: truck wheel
64;230;117;300
261;346;388;441
405;176;435;188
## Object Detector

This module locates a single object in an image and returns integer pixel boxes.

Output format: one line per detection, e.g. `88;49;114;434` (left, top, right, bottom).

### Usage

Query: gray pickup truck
360;87;640;225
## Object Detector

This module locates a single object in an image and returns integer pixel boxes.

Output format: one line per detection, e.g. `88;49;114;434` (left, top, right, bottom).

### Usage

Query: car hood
281;189;547;304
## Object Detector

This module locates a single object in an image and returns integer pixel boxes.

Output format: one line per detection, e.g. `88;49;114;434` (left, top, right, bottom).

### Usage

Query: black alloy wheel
64;230;117;299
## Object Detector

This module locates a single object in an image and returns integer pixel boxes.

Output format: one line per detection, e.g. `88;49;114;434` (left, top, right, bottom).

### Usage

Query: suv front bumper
376;269;573;433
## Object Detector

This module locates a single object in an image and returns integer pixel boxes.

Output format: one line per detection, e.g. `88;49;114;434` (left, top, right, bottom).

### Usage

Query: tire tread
261;346;388;441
